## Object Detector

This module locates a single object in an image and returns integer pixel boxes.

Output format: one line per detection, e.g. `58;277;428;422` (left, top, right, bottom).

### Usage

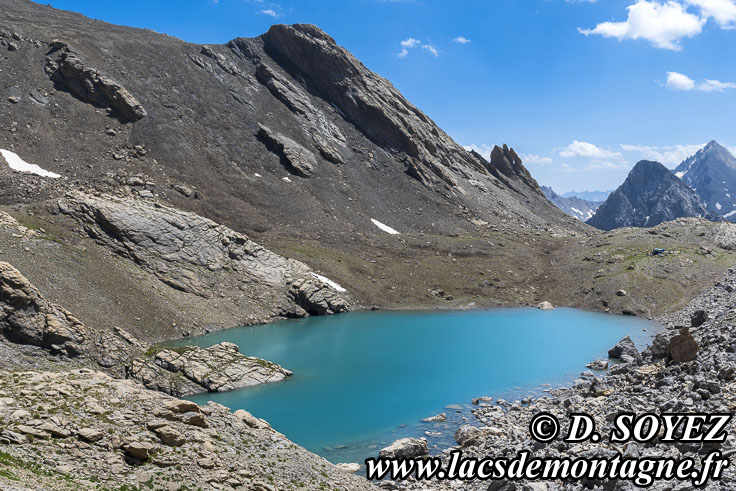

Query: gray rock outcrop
129;342;292;396
46;45;147;123
0;261;87;357
257;123;317;177
56;192;350;315
379;437;428;459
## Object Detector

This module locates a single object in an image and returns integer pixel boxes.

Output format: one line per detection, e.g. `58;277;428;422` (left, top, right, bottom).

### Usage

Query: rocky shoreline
382;267;736;490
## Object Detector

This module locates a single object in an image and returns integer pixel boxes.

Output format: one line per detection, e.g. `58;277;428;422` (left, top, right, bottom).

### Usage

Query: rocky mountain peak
259;22;480;189
674;140;736;220
588;160;714;230
488;144;542;193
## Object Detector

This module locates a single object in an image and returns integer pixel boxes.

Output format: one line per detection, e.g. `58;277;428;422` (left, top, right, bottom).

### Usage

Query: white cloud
398;38;420;58
685;0;736;28
698;78;736;91
521;154;554;165
620;143;705;166
665;71;736;91
579;1;705;50
559;141;624;160
585;161;630;170
260;8;280;17
422;44;439;56
463;144;493;160
559;163;580;173
398;38;439;58
453;36;471;44
666;71;696;90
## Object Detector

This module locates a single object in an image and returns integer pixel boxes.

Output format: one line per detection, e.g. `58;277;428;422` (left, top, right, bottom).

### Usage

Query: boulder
379;437;428;459
586;360;608;370
77;427;104;442
130;343;292;396
335;463;360;472
608;336;640;362
154;425;186;446
537;301;554;311
691;310;709;327
122;440;155;460
454;425;503;447
233;409;270;430
668;327;699;363
616;290;627;297
166;399;201;414
422;413;446;422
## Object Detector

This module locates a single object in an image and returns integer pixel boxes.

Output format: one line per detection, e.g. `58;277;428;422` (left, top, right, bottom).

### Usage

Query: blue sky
42;0;736;193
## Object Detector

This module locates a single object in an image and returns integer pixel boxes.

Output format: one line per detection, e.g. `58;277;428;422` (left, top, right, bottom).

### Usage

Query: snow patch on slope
0;149;61;178
371;218;400;235
310;272;347;292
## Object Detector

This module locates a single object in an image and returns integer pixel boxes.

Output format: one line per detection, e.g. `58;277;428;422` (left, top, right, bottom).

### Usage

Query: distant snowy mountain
561;189;612;202
541;186;601;221
587;160;716;231
673;141;736;221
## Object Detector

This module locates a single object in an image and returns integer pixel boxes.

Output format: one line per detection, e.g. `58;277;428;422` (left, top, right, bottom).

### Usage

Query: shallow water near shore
173;308;659;464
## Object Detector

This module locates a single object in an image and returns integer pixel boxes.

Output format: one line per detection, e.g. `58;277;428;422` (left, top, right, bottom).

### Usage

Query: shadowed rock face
47;45;147;123
587;160;715;231
0;261;86;357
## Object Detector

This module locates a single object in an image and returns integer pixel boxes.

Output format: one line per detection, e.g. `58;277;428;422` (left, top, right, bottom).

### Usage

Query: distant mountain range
587;160;715;231
674;141;736;221
541;186;601;221
562;190;612;202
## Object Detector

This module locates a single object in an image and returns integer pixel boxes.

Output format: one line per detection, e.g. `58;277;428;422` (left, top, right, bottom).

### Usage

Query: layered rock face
46;45;147;123
57;192;350;316
129;342;292;396
588;160;715;230
0;260;293;396
0;261;86;357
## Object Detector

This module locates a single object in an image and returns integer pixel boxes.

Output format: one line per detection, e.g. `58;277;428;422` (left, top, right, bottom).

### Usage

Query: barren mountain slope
0;0;575;243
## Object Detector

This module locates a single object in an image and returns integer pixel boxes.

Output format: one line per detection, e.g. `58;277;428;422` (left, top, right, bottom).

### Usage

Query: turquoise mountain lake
173;308;658;464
